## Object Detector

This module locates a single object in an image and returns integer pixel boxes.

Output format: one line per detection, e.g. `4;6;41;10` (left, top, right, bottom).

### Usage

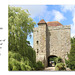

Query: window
36;41;39;44
37;49;39;53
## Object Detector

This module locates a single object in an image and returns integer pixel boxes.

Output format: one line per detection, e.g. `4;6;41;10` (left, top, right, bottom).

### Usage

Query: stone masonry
33;19;71;67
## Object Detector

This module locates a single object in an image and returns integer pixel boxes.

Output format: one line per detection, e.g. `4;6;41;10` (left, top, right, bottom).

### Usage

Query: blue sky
11;5;75;47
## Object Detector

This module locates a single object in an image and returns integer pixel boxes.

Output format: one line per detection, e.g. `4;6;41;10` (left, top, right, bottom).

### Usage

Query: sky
11;5;75;47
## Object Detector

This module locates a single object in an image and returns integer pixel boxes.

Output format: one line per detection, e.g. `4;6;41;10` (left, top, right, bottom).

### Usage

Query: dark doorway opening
48;55;57;67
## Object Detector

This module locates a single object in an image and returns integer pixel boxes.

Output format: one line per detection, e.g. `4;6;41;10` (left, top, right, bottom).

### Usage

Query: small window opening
36;41;39;44
37;49;39;53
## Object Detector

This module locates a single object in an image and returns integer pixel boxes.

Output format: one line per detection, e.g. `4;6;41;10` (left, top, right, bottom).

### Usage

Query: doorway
48;55;57;67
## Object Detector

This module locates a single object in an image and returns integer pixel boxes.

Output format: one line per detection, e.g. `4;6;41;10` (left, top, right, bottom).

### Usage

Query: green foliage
9;52;44;71
50;57;57;61
49;57;63;64
55;57;63;63
25;47;36;64
71;37;75;44
65;37;75;70
65;59;69;67
35;61;45;70
9;51;21;61
20;62;31;71
49;57;57;66
8;51;32;71
8;6;45;71
9;57;21;71
8;5;36;55
8;6;37;71
55;63;66;71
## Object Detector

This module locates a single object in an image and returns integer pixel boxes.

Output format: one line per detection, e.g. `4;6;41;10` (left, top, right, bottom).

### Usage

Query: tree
65;37;75;70
8;5;36;54
8;6;36;71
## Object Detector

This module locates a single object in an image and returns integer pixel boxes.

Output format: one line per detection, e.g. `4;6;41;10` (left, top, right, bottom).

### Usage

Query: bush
8;51;32;71
65;60;75;70
9;51;22;61
65;37;75;70
55;63;66;71
35;61;45;70
20;62;31;71
65;59;69;67
9;58;21;71
55;57;63;63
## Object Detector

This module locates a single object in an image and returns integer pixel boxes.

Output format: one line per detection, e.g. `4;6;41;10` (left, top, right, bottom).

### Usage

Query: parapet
48;25;70;30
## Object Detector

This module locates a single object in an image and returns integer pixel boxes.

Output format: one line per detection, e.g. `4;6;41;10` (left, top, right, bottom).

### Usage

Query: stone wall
46;25;71;61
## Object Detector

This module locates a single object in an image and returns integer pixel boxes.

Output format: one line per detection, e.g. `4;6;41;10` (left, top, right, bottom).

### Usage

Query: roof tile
47;21;63;26
38;19;63;26
38;19;46;25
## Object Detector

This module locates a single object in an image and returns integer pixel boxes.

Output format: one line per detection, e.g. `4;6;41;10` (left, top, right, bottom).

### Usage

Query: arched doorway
48;55;57;67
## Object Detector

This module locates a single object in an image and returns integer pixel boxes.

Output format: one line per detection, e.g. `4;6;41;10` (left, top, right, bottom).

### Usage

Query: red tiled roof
38;19;46;25
38;19;63;26
47;21;63;26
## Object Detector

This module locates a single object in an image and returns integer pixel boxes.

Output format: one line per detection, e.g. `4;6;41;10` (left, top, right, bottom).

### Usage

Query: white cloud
61;5;75;12
52;10;66;22
24;5;48;18
23;5;52;21
13;5;66;22
11;5;47;18
61;5;75;37
16;5;47;18
19;5;55;22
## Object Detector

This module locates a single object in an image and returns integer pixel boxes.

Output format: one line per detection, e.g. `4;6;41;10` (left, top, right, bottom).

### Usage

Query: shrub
66;60;75;70
65;59;69;67
65;38;75;70
55;63;66;71
20;62;31;71
12;66;18;71
8;51;32;71
25;65;31;71
9;58;21;71
35;61;45;70
9;51;22;61
55;57;63;63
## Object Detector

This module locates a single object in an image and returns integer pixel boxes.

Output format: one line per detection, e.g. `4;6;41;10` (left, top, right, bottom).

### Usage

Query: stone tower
33;19;47;66
33;19;71;67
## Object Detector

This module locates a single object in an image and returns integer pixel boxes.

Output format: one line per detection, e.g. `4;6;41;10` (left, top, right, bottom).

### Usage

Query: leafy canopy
8;5;36;53
8;6;37;71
